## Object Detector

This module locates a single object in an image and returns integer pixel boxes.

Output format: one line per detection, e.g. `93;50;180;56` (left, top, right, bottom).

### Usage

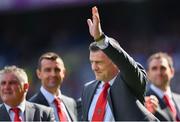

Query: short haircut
38;52;64;69
0;65;28;84
147;52;174;69
89;42;101;52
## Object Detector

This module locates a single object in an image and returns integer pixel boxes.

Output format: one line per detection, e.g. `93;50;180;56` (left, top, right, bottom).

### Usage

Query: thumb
87;19;94;37
87;19;93;28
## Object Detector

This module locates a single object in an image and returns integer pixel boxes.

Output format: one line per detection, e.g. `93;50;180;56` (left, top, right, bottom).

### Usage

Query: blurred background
0;0;180;102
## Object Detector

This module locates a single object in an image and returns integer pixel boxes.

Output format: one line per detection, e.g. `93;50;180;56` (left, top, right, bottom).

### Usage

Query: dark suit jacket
29;91;77;121
146;87;180;121
82;37;158;121
76;98;83;121
0;101;55;121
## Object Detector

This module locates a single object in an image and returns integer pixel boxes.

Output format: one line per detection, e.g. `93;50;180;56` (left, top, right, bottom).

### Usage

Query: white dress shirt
88;76;117;121
4;100;26;121
40;86;71;121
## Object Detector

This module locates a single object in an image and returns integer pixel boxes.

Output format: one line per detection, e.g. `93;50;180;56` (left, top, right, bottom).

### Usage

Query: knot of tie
54;98;61;106
104;82;110;90
11;107;20;113
11;107;22;122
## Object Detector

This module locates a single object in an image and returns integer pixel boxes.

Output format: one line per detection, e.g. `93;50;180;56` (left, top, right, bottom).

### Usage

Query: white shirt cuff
96;35;109;49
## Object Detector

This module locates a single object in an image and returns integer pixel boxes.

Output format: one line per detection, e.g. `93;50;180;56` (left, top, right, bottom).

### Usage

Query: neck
44;87;60;96
159;86;170;92
6;98;25;108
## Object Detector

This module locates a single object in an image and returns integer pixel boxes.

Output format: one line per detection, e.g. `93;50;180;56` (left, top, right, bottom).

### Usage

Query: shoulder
0;104;3;109
83;80;99;93
61;94;77;119
82;80;99;99
26;101;54;116
172;92;180;104
84;80;97;87
29;91;48;106
26;101;55;121
29;91;42;101
26;101;51;110
61;94;76;103
172;92;180;97
61;95;77;110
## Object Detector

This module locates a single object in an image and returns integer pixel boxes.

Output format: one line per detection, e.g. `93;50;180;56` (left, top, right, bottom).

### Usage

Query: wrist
94;33;105;42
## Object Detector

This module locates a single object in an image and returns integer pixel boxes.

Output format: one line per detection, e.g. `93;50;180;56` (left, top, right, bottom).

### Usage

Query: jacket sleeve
101;37;147;102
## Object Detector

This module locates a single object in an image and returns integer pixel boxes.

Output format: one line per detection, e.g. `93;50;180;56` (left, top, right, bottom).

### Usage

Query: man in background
29;52;77;121
146;52;180;121
0;65;55;121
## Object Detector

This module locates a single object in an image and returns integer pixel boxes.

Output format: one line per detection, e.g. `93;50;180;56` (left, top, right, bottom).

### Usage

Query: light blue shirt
40;86;71;121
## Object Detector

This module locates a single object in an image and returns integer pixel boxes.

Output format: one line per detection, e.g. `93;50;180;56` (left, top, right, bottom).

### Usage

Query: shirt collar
99;75;117;88
40;86;62;104
4;99;26;113
150;84;172;99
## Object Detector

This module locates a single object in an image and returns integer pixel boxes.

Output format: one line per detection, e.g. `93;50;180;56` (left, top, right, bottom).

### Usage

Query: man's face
147;57;174;90
0;72;27;106
37;58;65;91
90;50;118;82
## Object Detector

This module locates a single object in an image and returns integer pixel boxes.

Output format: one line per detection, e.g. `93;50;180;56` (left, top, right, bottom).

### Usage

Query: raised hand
87;6;103;40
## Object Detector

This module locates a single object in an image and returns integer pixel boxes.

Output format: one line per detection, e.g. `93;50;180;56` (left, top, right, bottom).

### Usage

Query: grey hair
0;65;28;84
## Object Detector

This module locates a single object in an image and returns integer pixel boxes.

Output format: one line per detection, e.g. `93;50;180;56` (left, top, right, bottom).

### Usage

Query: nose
155;68;162;76
3;82;11;90
92;62;98;71
50;70;56;76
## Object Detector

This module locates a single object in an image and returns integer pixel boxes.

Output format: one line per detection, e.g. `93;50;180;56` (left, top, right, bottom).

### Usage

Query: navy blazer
0;101;55;121
146;86;180;121
29;91;77;121
82;37;158;121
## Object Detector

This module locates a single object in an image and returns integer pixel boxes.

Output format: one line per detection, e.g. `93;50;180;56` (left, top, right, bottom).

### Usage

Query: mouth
48;79;60;86
2;92;12;96
95;71;102;74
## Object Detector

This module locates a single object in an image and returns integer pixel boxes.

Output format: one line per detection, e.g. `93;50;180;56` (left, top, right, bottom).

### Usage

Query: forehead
1;72;19;81
40;58;64;67
149;57;169;68
90;50;108;60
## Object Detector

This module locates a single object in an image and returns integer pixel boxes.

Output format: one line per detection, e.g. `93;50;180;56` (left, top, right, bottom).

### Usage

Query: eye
151;66;157;71
0;81;6;86
55;68;61;73
44;68;51;72
160;66;166;71
9;80;19;85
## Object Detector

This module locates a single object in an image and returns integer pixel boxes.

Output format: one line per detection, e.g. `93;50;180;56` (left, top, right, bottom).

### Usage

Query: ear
170;67;175;78
36;69;41;79
24;83;29;91
61;68;66;79
146;70;152;82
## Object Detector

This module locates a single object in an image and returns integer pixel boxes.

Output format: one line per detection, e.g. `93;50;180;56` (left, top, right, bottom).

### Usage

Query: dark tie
54;98;68;121
11;107;22;122
92;82;110;121
163;94;179;121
